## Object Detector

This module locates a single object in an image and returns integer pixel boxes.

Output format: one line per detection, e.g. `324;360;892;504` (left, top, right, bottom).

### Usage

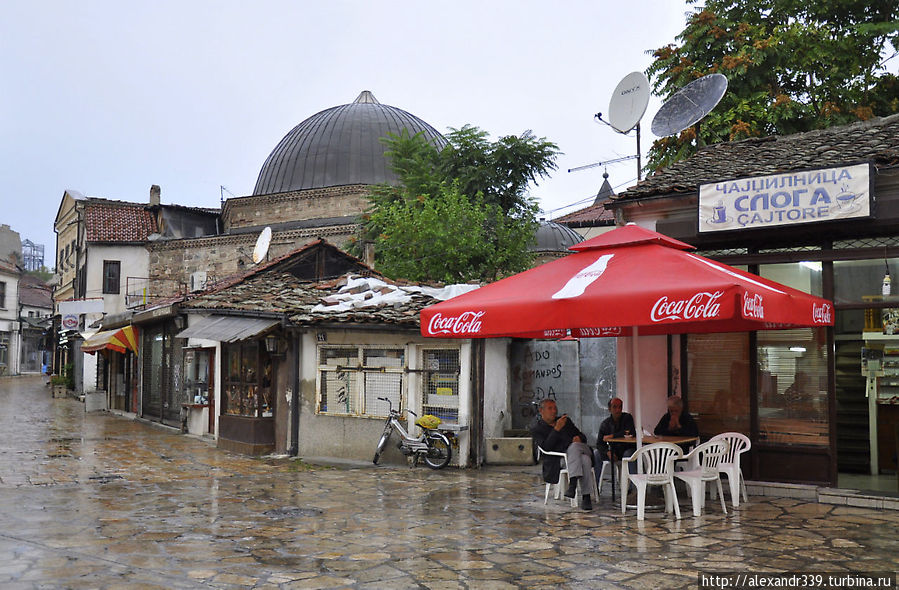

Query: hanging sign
699;163;871;232
58;298;104;316
61;315;79;330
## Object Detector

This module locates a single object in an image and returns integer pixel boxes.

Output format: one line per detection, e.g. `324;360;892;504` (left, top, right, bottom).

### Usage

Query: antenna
651;73;728;138
568;155;638;173
252;227;272;264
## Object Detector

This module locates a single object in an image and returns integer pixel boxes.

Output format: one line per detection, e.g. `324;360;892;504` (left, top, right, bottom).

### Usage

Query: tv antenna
651;73;728;139
568;154;638;173
594;72;650;180
252;227;272;264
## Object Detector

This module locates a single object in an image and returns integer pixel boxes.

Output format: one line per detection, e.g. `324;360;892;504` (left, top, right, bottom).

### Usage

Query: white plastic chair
537;446;599;507
593;448;620;497
709;432;751;508
620;442;683;520
674;439;729;517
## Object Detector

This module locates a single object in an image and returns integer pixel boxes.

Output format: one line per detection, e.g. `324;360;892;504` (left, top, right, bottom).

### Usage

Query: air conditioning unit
189;271;207;293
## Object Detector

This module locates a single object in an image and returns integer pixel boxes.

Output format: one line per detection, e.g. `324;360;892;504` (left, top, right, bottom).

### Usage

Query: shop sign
58;298;104;316
61;315;79;330
698;163;870;232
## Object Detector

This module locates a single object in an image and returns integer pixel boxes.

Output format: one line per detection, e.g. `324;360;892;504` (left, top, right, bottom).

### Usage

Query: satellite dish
608;72;650;133
651;73;728;137
252;227;272;264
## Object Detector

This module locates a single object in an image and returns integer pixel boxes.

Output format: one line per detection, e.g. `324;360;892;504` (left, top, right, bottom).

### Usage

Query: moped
372;396;452;469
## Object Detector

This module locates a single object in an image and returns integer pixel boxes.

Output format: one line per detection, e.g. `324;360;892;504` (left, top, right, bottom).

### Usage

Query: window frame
102;260;121;294
316;344;406;418
0;281;5;309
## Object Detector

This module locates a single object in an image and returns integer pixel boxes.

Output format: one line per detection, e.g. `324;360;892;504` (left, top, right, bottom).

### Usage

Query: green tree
359;126;558;283
646;0;899;170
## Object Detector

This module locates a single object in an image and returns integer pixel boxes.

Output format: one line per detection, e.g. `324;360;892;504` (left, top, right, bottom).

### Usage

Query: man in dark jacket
654;395;699;452
596;397;636;461
531;399;594;510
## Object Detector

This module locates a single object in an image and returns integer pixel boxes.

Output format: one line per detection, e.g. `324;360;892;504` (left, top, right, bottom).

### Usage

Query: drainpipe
289;331;300;456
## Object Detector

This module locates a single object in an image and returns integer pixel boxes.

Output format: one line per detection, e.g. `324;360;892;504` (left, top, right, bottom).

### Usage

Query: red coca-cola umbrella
420;224;834;446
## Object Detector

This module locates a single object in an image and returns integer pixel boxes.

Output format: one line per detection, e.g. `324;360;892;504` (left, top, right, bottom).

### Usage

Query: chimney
149;185;161;207
362;241;375;269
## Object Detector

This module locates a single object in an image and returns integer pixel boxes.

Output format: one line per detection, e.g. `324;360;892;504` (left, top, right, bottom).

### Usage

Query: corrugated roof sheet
176;316;279;342
85;203;157;242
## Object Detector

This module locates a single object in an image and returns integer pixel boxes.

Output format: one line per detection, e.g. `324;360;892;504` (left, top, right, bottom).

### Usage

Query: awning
82;326;140;355
175;315;279;343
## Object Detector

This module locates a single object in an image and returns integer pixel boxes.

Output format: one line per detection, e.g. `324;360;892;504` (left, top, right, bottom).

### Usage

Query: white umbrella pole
632;326;642;455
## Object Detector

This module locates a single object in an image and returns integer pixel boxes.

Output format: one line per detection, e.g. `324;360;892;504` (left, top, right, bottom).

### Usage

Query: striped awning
82;326;140;354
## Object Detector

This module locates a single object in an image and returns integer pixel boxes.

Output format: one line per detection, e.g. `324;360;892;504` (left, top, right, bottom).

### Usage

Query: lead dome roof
253;91;446;195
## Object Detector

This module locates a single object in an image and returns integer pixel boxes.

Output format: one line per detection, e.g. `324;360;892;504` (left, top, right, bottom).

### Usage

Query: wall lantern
264;333;284;357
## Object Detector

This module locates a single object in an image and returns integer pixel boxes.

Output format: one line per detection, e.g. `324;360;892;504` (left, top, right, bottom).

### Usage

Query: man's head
608;397;623;420
538;399;558;423
667;395;684;418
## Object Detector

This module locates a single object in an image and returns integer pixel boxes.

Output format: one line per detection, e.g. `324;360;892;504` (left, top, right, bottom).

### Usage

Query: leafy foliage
646;0;899;170
357;126;558;283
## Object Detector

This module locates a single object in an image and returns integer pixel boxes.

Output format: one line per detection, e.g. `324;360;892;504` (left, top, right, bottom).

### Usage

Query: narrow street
1;375;896;589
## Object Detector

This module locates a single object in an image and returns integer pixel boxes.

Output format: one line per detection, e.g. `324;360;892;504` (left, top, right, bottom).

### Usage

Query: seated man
596;397;636;475
653;395;699;445
531;399;594;510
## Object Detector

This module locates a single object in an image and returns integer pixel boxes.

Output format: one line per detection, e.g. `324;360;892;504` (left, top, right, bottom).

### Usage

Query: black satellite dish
651;73;728;137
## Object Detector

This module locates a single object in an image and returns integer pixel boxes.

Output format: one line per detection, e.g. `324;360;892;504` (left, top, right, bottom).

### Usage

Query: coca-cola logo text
651;291;723;322
743;293;765;319
427;311;485;335
812;303;832;324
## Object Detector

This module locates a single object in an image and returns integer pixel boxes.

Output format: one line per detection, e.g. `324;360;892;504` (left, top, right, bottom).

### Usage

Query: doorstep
747;480;899;510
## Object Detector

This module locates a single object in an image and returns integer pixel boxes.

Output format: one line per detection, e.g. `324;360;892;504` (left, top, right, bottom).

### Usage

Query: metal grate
696;248;749;257
757;245;820;254
420;348;460;424
317;346;404;417
834;236;899;249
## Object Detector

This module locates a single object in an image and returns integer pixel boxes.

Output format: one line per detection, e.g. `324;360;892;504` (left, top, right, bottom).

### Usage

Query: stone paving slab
1;376;897;589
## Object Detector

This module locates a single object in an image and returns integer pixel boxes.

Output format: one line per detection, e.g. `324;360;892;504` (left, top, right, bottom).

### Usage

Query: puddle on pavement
262;507;323;518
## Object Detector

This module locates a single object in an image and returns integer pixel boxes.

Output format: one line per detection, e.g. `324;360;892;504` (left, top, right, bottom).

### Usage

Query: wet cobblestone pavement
1;376;897;589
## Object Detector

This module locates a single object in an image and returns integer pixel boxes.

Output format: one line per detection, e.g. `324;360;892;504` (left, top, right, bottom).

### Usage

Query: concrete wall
222;185;370;230
616;334;671;437
294;329;473;467
483;339;512;438
85;244;149;315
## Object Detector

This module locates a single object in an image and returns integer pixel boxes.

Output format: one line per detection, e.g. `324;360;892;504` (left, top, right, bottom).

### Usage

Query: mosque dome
531;219;584;253
253;91;446;195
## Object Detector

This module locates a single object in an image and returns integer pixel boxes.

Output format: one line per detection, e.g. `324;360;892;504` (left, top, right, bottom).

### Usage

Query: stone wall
222;185;372;231
146;224;359;298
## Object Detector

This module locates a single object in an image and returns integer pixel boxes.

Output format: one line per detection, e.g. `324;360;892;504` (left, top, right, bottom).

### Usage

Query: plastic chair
674;439;729;517
592;448;620;498
709;432;751;508
620;442;683;520
538;446;599;507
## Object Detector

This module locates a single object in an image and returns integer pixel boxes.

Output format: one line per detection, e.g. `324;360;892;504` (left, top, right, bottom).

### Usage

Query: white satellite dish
608;72;650;134
252;227;272;264
651;73;728;137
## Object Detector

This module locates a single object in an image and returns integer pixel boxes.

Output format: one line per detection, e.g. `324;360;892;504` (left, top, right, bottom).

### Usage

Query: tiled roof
85;202;157;242
0;259;17;274
554;200;616;227
616;113;899;200
185;272;444;329
19;282;52;309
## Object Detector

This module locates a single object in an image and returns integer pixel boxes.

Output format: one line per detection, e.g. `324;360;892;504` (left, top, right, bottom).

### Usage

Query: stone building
145;91;445;300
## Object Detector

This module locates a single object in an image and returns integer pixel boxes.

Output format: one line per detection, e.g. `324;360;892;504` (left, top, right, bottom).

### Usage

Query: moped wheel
424;432;452;469
373;428;392;464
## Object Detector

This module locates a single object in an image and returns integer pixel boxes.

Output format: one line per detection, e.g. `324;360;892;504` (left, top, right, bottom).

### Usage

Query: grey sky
0;1;690;268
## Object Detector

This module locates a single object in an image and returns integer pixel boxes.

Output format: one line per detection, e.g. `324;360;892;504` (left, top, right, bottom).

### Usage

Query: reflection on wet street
1;376;897;589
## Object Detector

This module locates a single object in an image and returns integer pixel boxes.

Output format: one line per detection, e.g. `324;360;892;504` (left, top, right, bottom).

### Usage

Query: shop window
102;261;120;294
759;261;823;298
317;346;404;417
420;348;460;424
223;342;272;417
686;333;750;439
757;327;829;446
